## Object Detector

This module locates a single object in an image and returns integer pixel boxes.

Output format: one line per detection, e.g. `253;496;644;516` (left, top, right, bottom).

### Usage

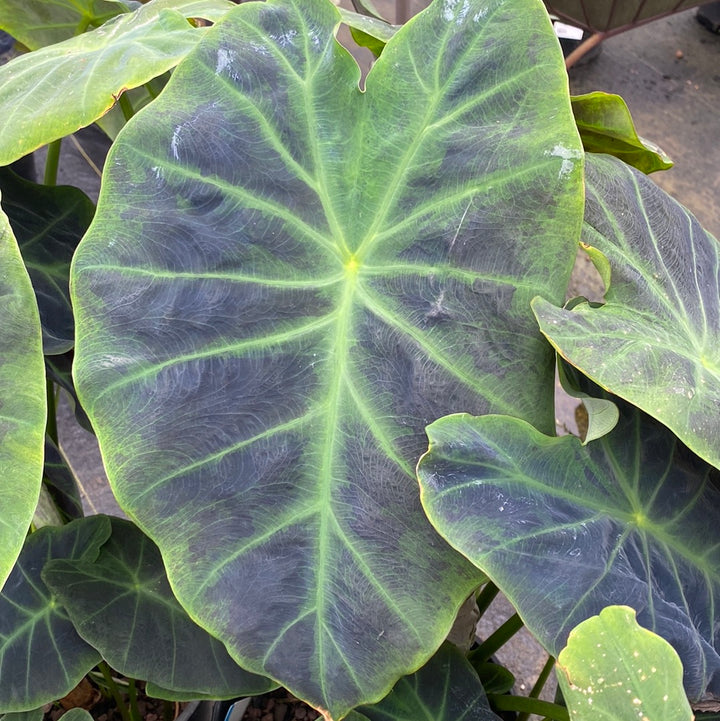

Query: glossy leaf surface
0;169;95;354
347;643;502;721
534;153;720;470
0;0;234;165
0;0;130;49
0;197;45;591
571;92;672;173
0;517;109;712
72;0;583;714
557;606;692;721
44;517;276;699
545;0;705;33
418;405;720;702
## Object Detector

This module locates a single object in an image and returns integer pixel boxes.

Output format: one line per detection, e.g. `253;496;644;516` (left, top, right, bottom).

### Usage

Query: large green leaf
347;642;502;721
0;0;234;166
544;0;706;33
71;0;583;715
0;196;45;591
557;605;693;721
43;517;276;699
0;0;131;50
0;168;95;355
417;404;720;703
533;153;720;470
0;517;109;712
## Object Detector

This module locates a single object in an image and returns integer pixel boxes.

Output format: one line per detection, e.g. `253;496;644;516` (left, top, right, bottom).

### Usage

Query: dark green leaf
557;605;692;721
45;352;94;433
0;168;95;354
0;195;45;590
571;92;672;173
0;517;110;712
0;0;235;165
43;517;276;699
533;153;720;470
43;436;85;522
472;663;515;695
71;0;583;714
545;0;705;33
352;643;502;721
418;404;720;702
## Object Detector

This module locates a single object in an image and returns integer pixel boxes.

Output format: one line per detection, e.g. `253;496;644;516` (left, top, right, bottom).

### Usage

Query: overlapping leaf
557;606;693;721
71;0;583;715
533;153;720;469
0;0;234;165
418;404;720;702
0;197;45;591
544;0;704;33
44;517;276;699
347;643;502;721
0;517;109;712
0;169;95;355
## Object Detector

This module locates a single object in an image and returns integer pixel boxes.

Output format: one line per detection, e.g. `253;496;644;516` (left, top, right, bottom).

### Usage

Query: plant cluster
0;1;718;720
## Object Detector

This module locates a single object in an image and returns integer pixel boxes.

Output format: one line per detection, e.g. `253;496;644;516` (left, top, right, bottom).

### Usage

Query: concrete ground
36;1;718;709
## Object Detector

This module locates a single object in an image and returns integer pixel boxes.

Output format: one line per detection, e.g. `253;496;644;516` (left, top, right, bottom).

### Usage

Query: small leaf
557;605;692;721
0;168;95;355
43;517;276;699
571;92;672;173
534;152;720;470
0;517;110;712
0;195;45;591
0;0;234;165
418;403;720;702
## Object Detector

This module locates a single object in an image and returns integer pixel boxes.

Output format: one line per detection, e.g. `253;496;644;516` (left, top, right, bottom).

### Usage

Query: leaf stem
118;93;135;122
475;580;499;618
127;678;142;721
46;377;58;446
99;662;133;721
468;613;524;664
488;694;569;721
517;654;556;721
43;139;62;186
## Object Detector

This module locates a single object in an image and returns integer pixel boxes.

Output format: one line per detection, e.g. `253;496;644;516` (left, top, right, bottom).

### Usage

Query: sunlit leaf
0;196;45;591
533;152;720;470
0;517;109;712
557;606;692;721
0;0;235;165
44;517;276;699
72;0;583;714
418;403;720;702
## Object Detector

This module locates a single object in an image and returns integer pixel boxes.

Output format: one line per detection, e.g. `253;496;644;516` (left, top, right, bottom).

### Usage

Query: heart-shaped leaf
533;152;720;470
0;0;234;166
44;517;277;699
0;197;45;591
0;517;110;712
545;0;704;33
71;0;583;715
557;605;693;721
418;404;720;702
571;92;672;173
347;642;502;721
0;168;95;355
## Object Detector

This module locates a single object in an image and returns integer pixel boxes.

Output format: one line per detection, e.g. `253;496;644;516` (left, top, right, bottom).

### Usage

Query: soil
241;689;320;721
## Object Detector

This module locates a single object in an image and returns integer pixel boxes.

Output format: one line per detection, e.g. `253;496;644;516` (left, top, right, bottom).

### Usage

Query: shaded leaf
350;642;502;721
545;0;705;33
0;709;44;721
338;9;397;57
45;352;94;433
43;517;276;700
0;168;95;355
557;605;692;721
44;436;85;522
533;152;720;470
0;0;235;165
571;92;672;173
0;195;45;591
418;404;720;702
0;517;109;712
71;0;583;715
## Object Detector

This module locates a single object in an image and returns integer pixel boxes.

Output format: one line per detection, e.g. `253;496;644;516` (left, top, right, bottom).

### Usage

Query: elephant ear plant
0;0;717;719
